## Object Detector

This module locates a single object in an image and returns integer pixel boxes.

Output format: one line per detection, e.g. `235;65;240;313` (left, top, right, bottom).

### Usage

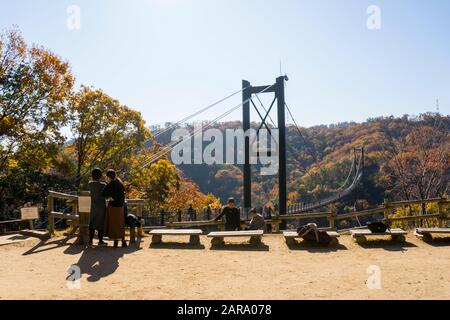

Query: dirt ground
0;233;449;300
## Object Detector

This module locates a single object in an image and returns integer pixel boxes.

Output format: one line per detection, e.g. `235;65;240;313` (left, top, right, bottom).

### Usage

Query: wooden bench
283;230;340;246
207;230;264;246
350;228;407;243
414;228;450;241
149;229;203;245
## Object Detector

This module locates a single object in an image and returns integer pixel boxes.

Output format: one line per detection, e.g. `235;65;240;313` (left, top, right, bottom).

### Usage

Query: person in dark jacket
187;204;196;221
214;197;240;231
246;208;266;231
102;169;127;248
88;168;107;246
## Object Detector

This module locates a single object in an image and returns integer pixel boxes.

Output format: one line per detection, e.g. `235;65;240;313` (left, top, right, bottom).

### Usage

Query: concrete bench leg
249;235;262;246
391;235;406;242
152;234;162;245
285;237;296;246
353;235;367;244
189;235;200;245
137;223;143;245
329;237;339;246
211;237;224;246
416;232;432;241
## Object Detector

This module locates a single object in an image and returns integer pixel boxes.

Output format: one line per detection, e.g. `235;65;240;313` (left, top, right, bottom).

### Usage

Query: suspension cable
74;86;249;183
126;84;276;178
285;102;318;162
337;148;357;191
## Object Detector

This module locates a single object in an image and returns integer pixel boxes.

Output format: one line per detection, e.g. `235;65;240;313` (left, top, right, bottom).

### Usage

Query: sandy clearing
0;233;449;300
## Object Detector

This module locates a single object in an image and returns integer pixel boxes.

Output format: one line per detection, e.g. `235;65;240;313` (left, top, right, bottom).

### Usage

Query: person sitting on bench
246;208;266;231
297;223;332;245
213;197;240;231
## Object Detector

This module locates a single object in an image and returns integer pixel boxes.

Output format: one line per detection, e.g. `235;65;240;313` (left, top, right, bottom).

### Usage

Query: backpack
366;221;390;233
126;214;141;228
297;225;332;245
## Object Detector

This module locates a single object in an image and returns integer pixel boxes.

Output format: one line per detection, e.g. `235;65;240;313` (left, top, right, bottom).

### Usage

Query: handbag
366;221;390;233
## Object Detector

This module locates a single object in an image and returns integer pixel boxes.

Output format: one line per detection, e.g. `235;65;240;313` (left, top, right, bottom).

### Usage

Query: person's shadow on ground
64;245;140;282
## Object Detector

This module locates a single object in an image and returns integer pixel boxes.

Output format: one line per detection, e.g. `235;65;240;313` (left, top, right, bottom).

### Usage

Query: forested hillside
156;114;449;212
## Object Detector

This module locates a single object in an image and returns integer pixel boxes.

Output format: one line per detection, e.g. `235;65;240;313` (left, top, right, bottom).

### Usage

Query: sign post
21;207;39;230
77;194;91;245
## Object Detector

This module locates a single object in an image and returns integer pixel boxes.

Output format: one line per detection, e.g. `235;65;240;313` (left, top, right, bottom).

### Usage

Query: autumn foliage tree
0;28;74;173
68;86;150;189
0;29;74;207
381;118;449;203
0;28;217;217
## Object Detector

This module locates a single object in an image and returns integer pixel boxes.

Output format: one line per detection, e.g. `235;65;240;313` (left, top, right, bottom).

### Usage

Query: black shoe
98;241;107;246
114;240;119;248
122;240;128;248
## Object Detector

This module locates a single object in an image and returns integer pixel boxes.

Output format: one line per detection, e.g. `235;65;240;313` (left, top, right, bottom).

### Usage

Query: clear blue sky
1;0;449;127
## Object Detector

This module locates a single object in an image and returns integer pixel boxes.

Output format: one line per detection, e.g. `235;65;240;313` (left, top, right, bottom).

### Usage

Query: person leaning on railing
213;197;240;231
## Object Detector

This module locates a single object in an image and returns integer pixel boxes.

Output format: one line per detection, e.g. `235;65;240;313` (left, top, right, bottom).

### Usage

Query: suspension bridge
71;75;365;216
1;76;369;241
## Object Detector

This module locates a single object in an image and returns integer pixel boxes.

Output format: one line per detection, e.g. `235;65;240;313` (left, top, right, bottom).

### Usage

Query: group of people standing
89;168;127;248
88;171;266;247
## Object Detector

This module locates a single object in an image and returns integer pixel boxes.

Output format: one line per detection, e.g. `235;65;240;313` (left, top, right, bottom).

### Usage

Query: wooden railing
165;219;226;231
270;196;449;232
47;190;145;245
162;196;449;233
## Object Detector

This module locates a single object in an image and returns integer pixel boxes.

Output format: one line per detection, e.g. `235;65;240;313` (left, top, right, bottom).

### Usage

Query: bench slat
207;230;263;238
416;228;450;234
350;228;407;236
150;229;203;236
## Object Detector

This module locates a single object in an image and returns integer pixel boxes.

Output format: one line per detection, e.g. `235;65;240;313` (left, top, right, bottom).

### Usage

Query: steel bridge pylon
242;76;288;223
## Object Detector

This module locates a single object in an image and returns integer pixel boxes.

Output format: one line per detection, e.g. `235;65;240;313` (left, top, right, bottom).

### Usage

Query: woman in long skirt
88;168;107;246
102;169;127;248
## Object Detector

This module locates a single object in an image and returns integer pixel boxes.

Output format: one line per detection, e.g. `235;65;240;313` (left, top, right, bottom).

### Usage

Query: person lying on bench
245;208;266;231
297;223;332;245
213;197;240;231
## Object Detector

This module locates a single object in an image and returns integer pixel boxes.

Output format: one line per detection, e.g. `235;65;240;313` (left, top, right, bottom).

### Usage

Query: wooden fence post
383;198;390;223
137;202;144;243
438;195;448;227
328;208;337;230
219;218;225;231
47;195;55;235
273;212;280;233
